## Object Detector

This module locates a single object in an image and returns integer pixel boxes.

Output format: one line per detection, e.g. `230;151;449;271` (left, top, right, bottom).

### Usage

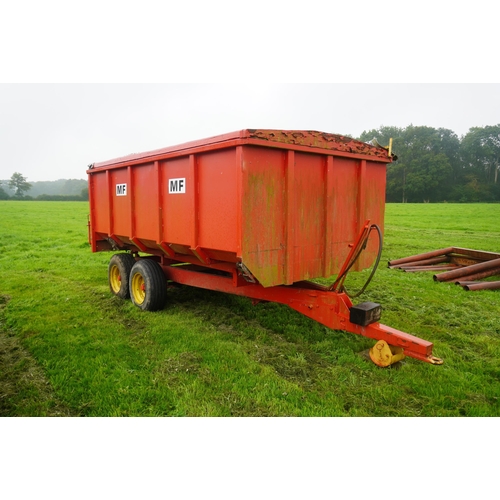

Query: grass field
1;201;499;416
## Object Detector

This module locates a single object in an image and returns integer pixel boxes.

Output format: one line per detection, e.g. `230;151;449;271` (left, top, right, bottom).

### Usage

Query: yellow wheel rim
131;273;146;305
109;265;122;293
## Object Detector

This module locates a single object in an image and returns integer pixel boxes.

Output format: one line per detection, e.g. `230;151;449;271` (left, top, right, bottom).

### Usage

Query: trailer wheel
129;259;167;311
108;253;136;299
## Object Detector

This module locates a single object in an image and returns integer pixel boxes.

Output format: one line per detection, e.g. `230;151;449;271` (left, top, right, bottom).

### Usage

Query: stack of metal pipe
389;247;500;292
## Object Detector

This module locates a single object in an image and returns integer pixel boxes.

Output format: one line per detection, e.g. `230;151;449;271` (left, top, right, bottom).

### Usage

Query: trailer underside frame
155;259;442;366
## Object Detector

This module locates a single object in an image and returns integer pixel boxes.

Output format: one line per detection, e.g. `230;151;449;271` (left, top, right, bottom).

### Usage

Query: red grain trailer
87;129;442;366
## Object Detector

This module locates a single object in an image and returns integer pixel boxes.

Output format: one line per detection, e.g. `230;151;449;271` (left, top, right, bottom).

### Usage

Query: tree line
2;124;500;203
358;124;500;202
0;174;88;201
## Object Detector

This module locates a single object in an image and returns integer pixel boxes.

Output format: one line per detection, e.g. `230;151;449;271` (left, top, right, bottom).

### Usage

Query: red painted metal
88;130;444;364
88;129;390;287
329;221;372;292
164;264;440;364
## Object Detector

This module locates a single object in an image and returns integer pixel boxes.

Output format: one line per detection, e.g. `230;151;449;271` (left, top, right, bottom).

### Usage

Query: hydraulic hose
339;224;383;298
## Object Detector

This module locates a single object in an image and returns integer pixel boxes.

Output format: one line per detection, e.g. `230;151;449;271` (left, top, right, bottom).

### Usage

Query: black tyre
129;259;167;311
108;253;136;299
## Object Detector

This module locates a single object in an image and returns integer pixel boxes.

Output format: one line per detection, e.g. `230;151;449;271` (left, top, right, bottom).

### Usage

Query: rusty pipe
389;247;454;267
433;258;500;282
403;265;458;272
443;267;500;283
436;266;500;282
451;267;500;282
464;281;500;291
390;256;451;269
450;247;500;262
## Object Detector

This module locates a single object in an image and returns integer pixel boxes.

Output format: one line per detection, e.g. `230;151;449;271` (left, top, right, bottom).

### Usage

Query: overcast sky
1;83;499;182
2;3;498;184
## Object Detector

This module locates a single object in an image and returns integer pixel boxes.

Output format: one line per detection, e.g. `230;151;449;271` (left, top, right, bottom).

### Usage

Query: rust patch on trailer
247;129;393;160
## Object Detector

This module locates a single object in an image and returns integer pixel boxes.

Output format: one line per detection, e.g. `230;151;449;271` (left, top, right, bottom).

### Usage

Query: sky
1;83;499;182
2;2;498;184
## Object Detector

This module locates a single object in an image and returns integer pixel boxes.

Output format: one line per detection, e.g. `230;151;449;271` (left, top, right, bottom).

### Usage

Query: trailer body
87;130;443;366
88;129;387;287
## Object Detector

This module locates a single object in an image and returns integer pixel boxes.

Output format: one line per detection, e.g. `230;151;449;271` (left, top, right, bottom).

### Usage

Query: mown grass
1;201;499;416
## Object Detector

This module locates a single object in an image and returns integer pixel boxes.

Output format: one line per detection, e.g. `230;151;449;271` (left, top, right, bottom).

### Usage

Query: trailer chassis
107;220;443;367
157;258;442;367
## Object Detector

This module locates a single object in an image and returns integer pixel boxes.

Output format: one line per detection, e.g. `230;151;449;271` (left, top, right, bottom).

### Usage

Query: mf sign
116;184;127;196
169;178;186;194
